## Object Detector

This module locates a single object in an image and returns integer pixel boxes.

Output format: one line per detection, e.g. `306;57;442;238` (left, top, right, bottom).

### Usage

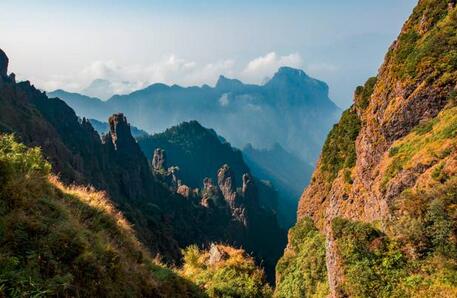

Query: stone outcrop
208;243;229;265
217;164;237;203
0;49;8;78
152;148;166;172
177;184;191;198
105;113;137;151
242;173;257;203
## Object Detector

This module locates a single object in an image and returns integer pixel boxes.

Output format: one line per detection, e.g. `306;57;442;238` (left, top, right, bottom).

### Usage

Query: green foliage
275;218;329;298
412;118;437;135
321;107;361;182
333;179;457;298
181;244;272;298
392;178;457;260
0;134;203;297
390;0;457;83
431;162;448;183
382;106;457;189
355;76;377;110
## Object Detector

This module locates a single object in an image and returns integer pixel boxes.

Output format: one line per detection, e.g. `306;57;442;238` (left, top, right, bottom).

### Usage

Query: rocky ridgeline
277;1;457;297
153;147;260;227
0;49;8;78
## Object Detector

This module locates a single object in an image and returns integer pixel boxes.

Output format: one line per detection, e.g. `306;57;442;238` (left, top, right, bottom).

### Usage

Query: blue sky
0;0;417;106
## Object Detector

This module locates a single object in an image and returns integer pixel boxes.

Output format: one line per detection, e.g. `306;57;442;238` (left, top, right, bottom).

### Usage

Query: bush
275;218;329;298
321;107;361;182
333;178;457;298
181;244;272;298
355;77;377;110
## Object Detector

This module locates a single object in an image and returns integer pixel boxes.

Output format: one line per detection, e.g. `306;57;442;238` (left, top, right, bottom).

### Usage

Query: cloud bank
32;52;310;100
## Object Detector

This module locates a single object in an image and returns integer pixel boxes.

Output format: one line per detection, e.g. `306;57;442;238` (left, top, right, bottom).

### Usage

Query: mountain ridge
48;66;341;164
276;1;457;297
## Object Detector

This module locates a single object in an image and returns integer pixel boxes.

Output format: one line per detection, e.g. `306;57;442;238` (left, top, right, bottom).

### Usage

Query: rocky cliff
277;1;457;297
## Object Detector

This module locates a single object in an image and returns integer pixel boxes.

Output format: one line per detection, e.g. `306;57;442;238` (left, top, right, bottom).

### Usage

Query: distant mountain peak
269;66;312;84
277;66;308;77
266;66;329;95
215;75;244;91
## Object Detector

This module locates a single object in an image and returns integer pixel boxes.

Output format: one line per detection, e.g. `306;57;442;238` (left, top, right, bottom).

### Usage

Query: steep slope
243;143;313;227
0;135;202;297
0;61;187;262
277;1;457;297
49;67;340;164
137;121;287;280
138;121;249;188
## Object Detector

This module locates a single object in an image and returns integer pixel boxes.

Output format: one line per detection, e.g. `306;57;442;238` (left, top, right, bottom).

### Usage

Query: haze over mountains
49;66;341;165
50;67;338;227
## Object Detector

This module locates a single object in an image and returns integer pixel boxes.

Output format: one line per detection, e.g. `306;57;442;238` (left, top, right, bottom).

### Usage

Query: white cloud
35;52;307;99
241;52;303;83
219;93;230;107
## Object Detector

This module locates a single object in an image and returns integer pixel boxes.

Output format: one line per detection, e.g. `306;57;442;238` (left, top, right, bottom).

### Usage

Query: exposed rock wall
283;1;457;296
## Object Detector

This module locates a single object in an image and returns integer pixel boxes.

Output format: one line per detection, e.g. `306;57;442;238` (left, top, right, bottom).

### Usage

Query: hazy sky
1;0;417;107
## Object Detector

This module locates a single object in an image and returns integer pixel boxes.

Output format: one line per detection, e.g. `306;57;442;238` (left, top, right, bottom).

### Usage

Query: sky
0;0;417;107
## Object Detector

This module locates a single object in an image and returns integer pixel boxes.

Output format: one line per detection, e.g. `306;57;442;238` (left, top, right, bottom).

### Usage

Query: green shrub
320;107;361;182
333;178;457;297
181;244;272;298
332;218;409;298
355;77;377;110
275;218;328;298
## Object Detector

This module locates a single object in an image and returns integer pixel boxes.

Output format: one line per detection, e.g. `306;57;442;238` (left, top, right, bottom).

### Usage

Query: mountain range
0;50;285;285
49;66;341;165
2;0;457;296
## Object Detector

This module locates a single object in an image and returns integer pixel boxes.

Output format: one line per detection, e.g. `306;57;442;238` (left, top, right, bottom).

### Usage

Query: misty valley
1;0;457;297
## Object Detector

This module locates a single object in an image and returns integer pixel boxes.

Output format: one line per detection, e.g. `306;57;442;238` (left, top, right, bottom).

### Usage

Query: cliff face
278;1;457;297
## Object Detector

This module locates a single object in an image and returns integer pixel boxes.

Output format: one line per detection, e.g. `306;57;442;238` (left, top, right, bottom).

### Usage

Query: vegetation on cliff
382;104;457;190
285;1;457;297
332;179;457;298
389;0;457;84
320;106;361;182
0;135;202;297
275;218;328;298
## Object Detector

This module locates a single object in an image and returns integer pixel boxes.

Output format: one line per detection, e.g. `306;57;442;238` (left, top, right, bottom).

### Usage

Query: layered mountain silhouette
49;66;341;164
0;49;285;281
243;143;313;227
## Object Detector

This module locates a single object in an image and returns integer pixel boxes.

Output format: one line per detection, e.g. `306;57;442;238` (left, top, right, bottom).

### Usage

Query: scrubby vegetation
389;0;457;85
333;178;457;298
355;76;377;110
382;105;457;189
181;244;272;298
275;218;329;298
0;134;202;297
320;106;361;182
